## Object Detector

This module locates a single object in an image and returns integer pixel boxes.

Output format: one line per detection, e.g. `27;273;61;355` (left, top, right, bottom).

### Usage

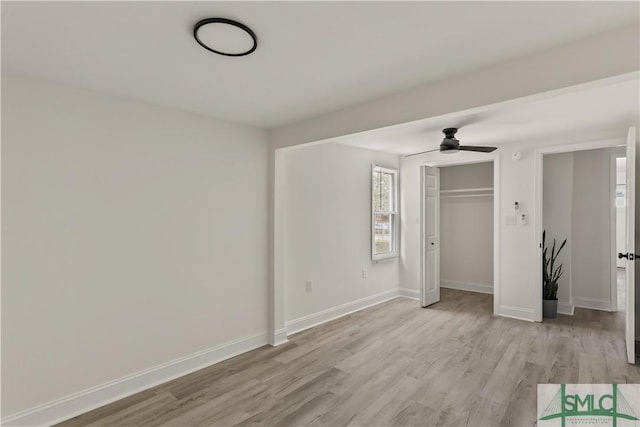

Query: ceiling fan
406;128;497;157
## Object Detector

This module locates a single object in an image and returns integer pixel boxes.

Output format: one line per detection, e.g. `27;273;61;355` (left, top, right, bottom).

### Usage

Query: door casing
420;157;500;315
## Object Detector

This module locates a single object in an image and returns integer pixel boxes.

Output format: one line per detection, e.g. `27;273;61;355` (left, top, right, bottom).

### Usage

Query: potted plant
542;230;567;319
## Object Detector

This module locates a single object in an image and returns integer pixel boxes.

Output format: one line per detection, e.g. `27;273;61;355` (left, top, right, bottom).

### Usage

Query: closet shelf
440;187;493;199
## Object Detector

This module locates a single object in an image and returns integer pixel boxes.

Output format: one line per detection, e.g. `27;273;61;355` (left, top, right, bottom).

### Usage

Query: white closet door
421;166;440;307
624;126;636;364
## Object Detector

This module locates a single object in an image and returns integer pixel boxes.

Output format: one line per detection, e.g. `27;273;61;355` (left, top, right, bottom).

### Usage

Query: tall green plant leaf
542;231;567;301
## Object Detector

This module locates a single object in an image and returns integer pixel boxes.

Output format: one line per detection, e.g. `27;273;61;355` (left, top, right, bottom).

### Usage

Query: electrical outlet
362;268;368;279
305;280;312;292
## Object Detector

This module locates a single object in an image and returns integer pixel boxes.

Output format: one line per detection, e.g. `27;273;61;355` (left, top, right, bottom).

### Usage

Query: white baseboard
1;332;269;427
1;286;542;426
268;328;289;346
573;297;612;312
557;301;575;316
285;288;399;336
399;288;420;300
498;305;536;322
441;280;493;295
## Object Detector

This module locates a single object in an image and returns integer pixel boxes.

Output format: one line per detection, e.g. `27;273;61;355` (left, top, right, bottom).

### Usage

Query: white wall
1;75;269;418
400;137;634;322
399;156;423;298
571;148;620;309
283;143;400;325
268;26;639;335
543;153;574;310
440;162;493;191
440;163;493;292
270;25;639;149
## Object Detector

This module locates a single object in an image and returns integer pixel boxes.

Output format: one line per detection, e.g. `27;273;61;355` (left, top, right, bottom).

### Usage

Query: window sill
372;253;398;262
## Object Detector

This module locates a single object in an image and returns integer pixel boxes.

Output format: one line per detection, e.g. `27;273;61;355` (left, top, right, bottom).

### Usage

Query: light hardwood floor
57;289;640;427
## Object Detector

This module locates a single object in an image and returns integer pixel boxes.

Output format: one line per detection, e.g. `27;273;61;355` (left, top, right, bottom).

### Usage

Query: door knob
618;252;640;260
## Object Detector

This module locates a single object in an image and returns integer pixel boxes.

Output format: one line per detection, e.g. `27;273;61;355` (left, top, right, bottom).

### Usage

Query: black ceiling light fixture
193;18;257;57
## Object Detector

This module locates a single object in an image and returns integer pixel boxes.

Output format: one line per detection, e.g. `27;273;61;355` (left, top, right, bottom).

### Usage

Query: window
372;165;398;260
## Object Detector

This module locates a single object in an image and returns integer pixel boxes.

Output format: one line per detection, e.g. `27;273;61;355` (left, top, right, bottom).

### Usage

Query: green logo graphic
539;384;639;427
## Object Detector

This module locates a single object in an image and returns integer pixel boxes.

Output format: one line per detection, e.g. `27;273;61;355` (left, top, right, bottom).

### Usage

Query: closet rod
441;194;493;199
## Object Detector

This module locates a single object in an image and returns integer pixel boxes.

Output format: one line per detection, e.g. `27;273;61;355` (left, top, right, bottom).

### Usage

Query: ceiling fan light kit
406;128;498;157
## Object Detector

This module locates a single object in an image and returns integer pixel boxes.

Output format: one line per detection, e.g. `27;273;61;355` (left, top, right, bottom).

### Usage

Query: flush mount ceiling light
193;18;257;57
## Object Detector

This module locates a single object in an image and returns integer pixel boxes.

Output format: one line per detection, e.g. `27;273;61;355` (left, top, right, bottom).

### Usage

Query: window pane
373;169;393;213
374;213;392;253
372;169;381;212
372;166;398;260
381;172;392;212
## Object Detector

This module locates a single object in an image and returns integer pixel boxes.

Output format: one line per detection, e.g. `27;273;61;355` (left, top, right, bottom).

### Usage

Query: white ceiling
334;78;639;156
2;1;638;129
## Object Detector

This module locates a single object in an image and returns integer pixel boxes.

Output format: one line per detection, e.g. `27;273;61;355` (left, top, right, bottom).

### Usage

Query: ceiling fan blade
405;148;441;157
458;145;497;153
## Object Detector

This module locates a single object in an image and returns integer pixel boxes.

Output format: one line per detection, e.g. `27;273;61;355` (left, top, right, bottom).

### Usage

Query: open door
623;126;636;364
421;166;440;307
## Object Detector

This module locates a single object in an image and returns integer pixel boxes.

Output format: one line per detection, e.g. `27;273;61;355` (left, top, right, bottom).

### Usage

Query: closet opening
440;162;494;299
420;158;497;314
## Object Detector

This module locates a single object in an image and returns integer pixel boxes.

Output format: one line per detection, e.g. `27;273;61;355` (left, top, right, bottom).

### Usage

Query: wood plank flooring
57;289;640;426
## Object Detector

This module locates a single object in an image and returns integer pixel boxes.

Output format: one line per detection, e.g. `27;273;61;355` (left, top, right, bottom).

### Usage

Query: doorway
440;163;494;296
542;148;624;315
534;129;636;364
420;158;500;313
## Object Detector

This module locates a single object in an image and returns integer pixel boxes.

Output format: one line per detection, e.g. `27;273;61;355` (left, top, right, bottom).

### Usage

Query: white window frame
371;164;399;261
